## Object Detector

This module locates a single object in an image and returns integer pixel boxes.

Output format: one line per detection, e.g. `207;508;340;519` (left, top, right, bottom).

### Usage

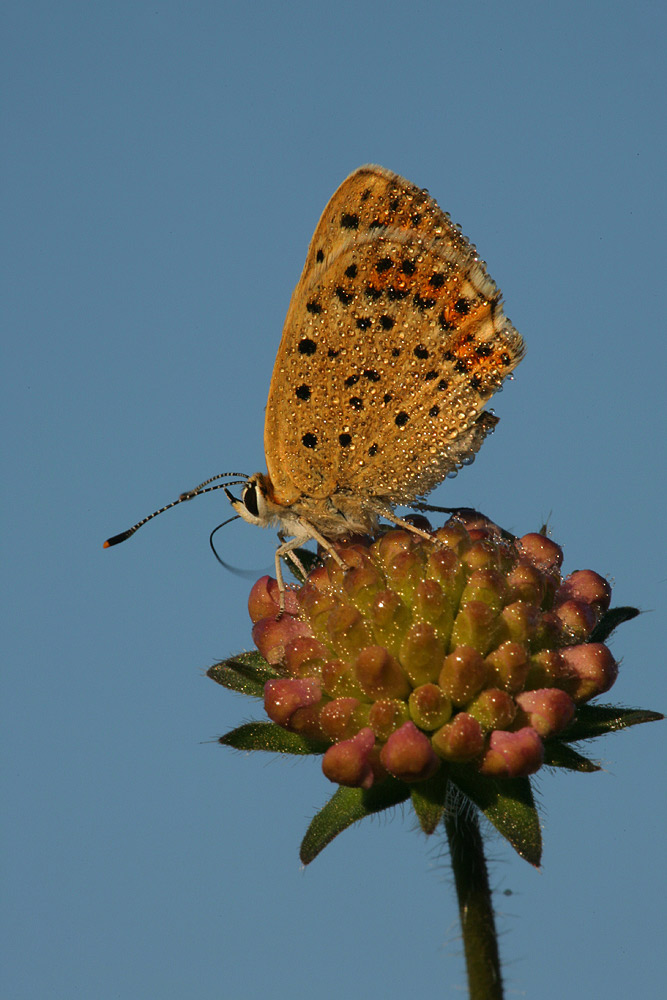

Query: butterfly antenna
104;473;248;548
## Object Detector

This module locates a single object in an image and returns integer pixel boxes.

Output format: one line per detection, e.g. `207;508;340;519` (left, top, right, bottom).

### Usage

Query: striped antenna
104;472;248;548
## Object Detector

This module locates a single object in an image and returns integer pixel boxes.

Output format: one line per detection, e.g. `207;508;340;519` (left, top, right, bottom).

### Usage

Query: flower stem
445;800;503;1000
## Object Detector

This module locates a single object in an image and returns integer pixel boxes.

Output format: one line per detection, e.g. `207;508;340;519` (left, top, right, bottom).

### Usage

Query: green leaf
410;771;449;834
542;741;600;772
561;704;664;742
448;765;542;867
589;606;640;643
219;721;329;755
300;779;410;864
207;651;281;698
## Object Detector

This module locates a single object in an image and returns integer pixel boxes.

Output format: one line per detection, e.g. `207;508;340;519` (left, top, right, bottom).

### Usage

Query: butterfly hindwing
264;167;524;507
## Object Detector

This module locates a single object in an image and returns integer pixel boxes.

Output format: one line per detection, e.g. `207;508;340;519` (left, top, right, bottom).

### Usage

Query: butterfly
226;165;524;595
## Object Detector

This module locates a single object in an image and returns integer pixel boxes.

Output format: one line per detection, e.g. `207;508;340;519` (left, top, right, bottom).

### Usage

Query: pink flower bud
283;636;330;677
322;728;377;788
354;645;411;699
506;560;550;606
499;600;541;645
408;683;452;730
467;688;517;731
460;568;508;613
264;678;323;737
319;544;361;590
479;727;545;777
252;615;311;665
380;721;440;782
320;659;365;699
425;545;466;597
384;547;427;600
399;622;445;685
532;610;568;651
296;577;337;623
248;576;280;622
432;520;471;553
368;698;411;741
450;600;499;654
554;599;597;640
518;533;563;571
431;712;485;760
331;541;373;573
515;688;576;737
462;538;499;571
555;570;611;616
342;561;385;610
439;646;487;705
371;589;411;650
373;529;418;566
485;641;530;693
526;648;565;688
248;576;300;622
326;605;370;658
559;643;619;702
319;697;369;742
306;562;334;591
413;578;451;625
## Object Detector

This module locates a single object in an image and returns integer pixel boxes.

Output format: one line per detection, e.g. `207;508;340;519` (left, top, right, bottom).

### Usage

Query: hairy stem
445;800;503;1000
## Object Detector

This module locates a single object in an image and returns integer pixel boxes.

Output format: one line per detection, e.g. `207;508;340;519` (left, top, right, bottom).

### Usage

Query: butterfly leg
282;544;309;583
273;522;347;616
368;502;444;546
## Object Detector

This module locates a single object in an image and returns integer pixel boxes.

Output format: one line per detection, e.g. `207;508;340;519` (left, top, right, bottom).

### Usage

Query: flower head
250;516;617;786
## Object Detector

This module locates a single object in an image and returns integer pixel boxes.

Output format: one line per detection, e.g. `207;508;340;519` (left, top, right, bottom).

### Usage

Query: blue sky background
3;3;665;997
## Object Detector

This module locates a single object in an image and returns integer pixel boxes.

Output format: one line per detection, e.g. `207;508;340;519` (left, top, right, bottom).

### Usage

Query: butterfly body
233;471;381;537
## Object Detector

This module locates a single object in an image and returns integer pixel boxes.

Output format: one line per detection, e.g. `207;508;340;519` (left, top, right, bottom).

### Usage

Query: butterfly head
225;473;274;528
226;473;310;540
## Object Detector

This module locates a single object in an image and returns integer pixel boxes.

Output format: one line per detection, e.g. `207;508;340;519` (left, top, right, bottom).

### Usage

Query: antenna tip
103;530;133;548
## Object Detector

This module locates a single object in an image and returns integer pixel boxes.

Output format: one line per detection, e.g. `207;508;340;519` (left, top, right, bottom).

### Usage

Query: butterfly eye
242;482;259;518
